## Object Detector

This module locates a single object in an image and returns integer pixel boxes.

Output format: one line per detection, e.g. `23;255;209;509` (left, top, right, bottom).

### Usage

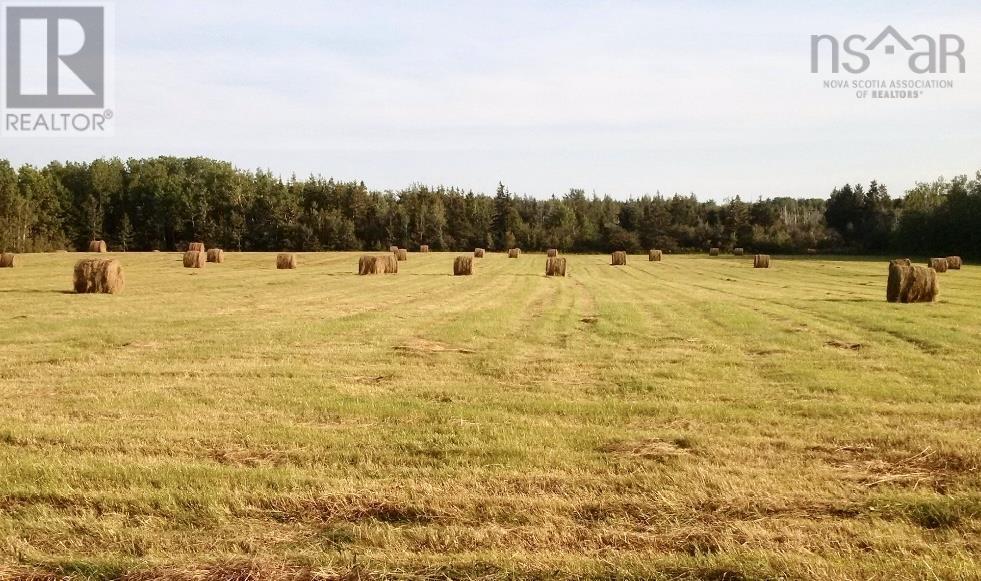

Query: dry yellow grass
0;253;979;579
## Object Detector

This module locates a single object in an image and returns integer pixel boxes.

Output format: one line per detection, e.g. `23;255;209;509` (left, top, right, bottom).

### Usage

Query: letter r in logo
4;6;105;108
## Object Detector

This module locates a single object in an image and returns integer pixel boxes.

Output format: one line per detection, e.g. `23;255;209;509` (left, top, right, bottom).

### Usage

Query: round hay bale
648;249;662;262
188;242;206;253
709;248;720;257
419;245;430;253
474;248;486;258
206;249;225;263
358;255;374;275
901;265;939;303
183;251;206;268
508;248;521;259
946;256;962;270
887;260;911;303
395;248;408;261
753;254;770;269
0;253;15;268
546;257;567;277
611;251;627;266
547;249;559;258
88;240;107;253
733;248;745;256
389;245;399;253
453;256;474;276
929;258;948;273
73;258;124;294
381;255;398;274
277;253;297;269
360;255;399;274
807;248;818;255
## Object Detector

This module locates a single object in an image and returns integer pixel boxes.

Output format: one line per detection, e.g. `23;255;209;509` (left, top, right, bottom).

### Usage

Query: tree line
0;156;978;257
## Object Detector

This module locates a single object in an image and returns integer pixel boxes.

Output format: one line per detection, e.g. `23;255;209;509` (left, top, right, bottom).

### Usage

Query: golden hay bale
380;254;398;274
390;246;399;253
946;256;962;270
188;242;206;253
358;255;376;275
419;245;430;253
887;260;911;303
807;248;818;255
359;255;392;275
277;253;297;269
733;248;745;256
73;258;124;294
547;248;559;258
929;258;948;273
395;248;408;261
453;256;474;276
508;248;521;258
899;265;939;303
611;251;627;266
183;251;206;268
474;248;486;258
206;249;225;263
0;253;14;268
709;248;720;257
88;240;107;253
753;254;770;269
648;249;662;262
546;257;567;277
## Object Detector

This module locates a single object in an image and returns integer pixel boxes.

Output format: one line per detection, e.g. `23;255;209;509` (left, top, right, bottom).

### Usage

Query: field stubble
1;252;979;579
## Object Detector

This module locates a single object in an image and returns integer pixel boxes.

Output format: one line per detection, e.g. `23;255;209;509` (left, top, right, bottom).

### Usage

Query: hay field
1;252;979;579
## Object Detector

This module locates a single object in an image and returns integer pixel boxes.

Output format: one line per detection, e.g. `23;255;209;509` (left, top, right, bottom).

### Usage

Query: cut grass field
1;252;980;580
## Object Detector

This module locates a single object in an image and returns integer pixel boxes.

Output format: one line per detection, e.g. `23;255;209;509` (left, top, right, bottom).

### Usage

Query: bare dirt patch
825;340;863;351
599;438;690;461
393;339;475;354
817;444;979;491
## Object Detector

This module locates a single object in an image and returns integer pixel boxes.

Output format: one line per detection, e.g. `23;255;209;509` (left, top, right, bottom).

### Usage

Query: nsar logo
811;25;965;74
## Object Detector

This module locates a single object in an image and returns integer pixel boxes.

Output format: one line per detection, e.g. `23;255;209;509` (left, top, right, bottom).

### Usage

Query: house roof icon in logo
866;26;914;55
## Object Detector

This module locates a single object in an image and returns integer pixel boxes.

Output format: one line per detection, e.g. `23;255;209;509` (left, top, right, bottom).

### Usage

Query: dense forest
0;157;978;256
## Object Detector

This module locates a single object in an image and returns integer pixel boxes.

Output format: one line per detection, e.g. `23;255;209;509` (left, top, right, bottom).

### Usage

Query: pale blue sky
5;0;981;199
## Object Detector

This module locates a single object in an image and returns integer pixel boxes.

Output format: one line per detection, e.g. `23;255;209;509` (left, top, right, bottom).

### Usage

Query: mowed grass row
0;252;979;579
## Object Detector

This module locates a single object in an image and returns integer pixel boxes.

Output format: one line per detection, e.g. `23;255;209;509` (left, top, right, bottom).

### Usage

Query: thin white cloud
4;0;981;199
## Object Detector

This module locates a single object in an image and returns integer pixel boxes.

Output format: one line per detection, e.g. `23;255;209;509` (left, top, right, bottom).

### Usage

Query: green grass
1;251;980;579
